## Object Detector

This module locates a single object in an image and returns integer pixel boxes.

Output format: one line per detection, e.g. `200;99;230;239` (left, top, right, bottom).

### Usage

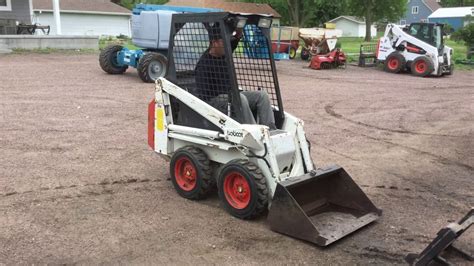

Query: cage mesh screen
172;22;233;105
233;24;278;106
170;19;281;125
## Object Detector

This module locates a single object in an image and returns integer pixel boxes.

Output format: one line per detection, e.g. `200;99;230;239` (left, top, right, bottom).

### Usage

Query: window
412;6;419;14
0;0;12;11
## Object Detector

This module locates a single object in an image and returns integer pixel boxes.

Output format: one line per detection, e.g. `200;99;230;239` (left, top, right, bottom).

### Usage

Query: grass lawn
99;37;139;50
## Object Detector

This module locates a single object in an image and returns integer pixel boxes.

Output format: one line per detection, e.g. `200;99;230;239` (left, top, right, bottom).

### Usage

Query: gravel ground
0;53;472;264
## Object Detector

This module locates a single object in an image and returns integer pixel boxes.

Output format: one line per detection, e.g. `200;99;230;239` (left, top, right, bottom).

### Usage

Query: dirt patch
0;53;472;264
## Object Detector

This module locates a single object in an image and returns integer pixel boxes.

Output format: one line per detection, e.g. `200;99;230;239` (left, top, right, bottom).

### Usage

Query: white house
32;0;131;36
328;16;377;38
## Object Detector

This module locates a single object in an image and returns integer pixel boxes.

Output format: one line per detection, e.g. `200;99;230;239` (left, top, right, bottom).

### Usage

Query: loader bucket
267;165;382;246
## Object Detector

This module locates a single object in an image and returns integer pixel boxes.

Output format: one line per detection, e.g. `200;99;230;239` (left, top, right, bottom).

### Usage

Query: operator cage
166;12;285;130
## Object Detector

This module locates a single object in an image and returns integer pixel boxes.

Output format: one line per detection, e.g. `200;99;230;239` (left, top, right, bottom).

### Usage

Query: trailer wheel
170;146;214;200
138;52;168;83
384;52;405;73
411;56;433;77
289;47;297;59
218;159;268;220
99;45;128;74
301;48;310;61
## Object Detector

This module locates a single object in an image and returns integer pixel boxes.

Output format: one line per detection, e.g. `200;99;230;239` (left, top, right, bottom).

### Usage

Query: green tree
348;0;405;41
243;0;347;27
307;0;348;27
115;0;168;10
440;0;474;7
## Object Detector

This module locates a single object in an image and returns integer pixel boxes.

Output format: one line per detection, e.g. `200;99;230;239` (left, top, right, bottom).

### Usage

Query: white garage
32;0;131;37
328;16;377;38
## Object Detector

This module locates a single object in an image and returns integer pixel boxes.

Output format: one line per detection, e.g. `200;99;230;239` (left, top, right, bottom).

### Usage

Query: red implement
309;49;347;70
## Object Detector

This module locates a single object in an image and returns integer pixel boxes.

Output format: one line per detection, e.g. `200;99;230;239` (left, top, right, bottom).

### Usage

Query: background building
328;16;377;37
399;0;441;25
428;6;474;30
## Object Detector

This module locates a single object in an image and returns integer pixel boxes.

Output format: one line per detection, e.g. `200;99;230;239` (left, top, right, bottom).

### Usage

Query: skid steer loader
148;12;382;246
377;23;453;77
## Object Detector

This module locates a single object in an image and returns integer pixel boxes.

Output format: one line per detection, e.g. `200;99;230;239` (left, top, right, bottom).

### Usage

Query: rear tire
170;146;214;200
138;52;168;83
384;52;405;73
99;45;128;74
411;56;434;77
218;159;268;219
289;47;297;59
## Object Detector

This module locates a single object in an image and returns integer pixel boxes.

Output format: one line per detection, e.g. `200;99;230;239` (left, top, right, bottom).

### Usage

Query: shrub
451;23;474;47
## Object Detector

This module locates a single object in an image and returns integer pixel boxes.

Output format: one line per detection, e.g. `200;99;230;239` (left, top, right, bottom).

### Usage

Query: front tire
445;64;454;76
137;52;168;83
411;56;434;77
218;159;268;220
99;45;128;74
170;146;214;200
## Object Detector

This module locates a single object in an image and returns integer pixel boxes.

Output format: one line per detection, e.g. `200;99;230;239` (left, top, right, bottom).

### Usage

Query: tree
243;0;347;27
348;0;406;41
440;0;474;7
115;0;168;10
307;0;348;27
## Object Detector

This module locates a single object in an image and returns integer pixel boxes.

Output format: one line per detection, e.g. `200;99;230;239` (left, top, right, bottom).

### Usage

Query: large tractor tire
384;52;405;73
218;159;268;220
137;52;168;83
411;56;434;77
170;146;215;200
99;45;128;74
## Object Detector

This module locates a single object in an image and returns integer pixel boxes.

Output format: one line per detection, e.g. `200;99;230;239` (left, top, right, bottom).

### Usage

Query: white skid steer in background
377;23;453;77
148;12;382;246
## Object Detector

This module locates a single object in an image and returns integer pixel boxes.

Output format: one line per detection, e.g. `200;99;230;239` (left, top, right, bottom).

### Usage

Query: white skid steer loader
377;23;453;77
148;12;382;246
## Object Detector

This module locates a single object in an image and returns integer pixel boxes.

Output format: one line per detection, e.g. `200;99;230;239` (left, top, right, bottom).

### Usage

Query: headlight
236;17;247;29
258;18;272;28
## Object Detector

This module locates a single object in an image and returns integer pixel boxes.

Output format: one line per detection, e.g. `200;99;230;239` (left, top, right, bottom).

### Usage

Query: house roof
33;0;131;15
328;16;366;24
428;6;474;18
165;0;281;18
423;0;442;12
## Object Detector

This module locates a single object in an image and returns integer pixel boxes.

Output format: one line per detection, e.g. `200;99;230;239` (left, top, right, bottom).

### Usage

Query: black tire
218;159;268;220
411;56;434;77
289;47;297;59
169;146;214;200
384;52;405;73
301;48;310;61
445;64;454;76
99;45;128;74
137;52;168;83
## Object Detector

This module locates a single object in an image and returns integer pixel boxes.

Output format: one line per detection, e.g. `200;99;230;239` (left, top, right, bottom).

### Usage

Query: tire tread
99;45;128;74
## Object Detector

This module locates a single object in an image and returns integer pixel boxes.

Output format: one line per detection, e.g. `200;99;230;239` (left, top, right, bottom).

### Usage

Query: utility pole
52;0;61;35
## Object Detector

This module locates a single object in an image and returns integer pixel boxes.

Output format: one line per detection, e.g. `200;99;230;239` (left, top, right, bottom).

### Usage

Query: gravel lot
0;53;472;264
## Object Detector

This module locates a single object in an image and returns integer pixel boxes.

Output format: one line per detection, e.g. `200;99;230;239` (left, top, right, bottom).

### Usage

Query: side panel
154;87;172;154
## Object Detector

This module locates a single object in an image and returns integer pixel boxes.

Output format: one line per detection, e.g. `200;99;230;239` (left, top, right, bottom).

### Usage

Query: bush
451;23;474;47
